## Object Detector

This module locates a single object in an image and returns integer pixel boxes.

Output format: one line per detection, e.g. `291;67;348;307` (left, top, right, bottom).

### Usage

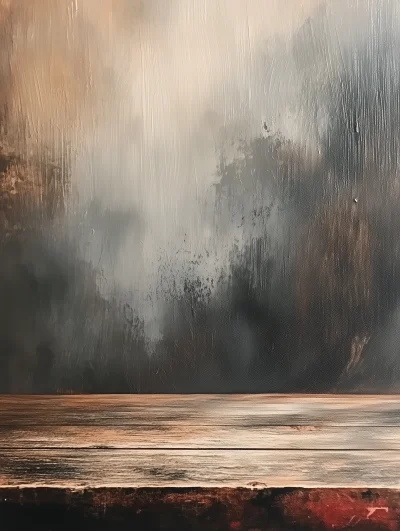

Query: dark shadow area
0;487;397;531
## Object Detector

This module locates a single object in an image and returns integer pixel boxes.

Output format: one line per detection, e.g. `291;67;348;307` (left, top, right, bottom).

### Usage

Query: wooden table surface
1;394;400;489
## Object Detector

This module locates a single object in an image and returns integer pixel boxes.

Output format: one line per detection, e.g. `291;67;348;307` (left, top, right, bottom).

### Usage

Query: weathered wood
0;395;400;490
2;395;400;529
3;424;400;450
2;448;400;488
1;394;400;426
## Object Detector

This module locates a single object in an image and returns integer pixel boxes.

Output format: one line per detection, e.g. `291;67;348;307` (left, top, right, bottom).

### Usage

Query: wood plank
1;394;400;426
1;395;400;489
1;448;400;488
1;424;400;450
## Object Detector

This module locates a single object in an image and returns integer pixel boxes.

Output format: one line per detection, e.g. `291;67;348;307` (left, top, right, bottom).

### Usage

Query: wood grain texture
1;394;400;425
2;449;400;488
3;424;400;450
1;395;400;488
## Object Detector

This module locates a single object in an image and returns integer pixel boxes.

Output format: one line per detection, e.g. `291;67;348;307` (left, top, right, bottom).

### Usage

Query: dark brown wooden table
1;394;400;529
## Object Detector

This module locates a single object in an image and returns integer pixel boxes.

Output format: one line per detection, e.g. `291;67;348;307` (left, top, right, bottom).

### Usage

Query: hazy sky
4;0;398;341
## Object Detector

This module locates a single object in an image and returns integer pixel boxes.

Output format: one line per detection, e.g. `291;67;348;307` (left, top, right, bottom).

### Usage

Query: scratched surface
2;1;400;393
2;395;400;529
1;395;400;489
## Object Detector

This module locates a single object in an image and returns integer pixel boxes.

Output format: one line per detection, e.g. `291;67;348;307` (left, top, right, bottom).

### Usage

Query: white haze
4;0;398;342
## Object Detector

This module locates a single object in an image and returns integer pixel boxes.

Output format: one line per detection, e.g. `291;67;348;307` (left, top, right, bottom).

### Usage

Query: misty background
0;0;400;392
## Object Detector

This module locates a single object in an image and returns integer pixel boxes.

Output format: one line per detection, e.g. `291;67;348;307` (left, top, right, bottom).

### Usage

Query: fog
1;0;400;392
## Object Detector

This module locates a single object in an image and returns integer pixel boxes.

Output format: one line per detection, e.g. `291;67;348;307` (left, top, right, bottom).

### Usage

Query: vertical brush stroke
0;0;400;392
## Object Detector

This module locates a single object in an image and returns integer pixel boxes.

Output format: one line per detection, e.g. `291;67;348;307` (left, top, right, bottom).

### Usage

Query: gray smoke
1;0;400;391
